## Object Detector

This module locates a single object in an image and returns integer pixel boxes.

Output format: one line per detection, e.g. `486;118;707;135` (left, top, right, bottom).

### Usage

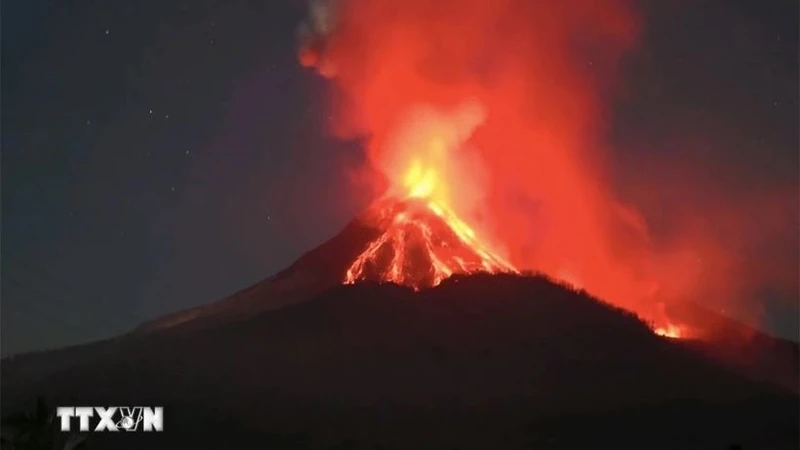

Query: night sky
2;0;797;356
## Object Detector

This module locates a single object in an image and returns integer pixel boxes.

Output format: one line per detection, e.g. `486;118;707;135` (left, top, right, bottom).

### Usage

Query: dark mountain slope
665;300;799;391
2;274;797;449
133;214;381;334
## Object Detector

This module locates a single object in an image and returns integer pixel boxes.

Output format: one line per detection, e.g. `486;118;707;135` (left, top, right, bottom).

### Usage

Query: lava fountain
344;103;518;290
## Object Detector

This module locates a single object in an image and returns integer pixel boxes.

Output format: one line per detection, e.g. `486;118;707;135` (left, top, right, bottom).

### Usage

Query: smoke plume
297;0;797;335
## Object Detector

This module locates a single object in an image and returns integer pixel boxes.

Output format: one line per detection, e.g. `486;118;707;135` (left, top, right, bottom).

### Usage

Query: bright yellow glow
654;324;683;339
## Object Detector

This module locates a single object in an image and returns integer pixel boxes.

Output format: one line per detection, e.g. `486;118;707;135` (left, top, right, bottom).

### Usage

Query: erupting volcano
344;196;516;290
339;100;517;290
290;0;798;343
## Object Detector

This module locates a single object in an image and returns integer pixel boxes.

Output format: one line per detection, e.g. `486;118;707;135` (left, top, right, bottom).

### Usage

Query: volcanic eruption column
296;0;730;337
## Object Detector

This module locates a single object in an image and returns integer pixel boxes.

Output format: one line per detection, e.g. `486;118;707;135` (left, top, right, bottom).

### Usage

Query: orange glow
344;147;517;289
297;0;794;337
654;324;684;339
298;0;669;325
342;101;518;289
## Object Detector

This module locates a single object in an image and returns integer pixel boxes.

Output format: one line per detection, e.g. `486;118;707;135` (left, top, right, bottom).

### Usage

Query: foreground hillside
2;274;798;449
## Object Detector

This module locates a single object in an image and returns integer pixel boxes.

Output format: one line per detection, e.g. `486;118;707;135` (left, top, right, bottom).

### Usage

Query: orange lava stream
344;197;517;290
344;198;517;290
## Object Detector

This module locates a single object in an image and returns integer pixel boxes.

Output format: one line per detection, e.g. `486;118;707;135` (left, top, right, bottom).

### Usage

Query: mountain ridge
2;273;797;449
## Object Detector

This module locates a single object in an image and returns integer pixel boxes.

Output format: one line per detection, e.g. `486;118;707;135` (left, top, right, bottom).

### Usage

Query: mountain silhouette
1;201;798;449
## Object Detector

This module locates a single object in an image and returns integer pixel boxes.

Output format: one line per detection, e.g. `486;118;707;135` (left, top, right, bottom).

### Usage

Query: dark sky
2;0;797;356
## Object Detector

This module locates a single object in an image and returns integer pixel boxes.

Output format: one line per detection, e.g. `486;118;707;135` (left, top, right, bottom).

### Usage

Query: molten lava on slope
345;197;517;290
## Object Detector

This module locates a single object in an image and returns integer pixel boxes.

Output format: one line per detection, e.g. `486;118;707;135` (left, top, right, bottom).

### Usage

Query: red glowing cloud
297;0;797;335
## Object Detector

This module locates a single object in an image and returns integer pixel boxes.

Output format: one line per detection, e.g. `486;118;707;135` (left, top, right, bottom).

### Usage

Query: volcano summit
344;197;516;290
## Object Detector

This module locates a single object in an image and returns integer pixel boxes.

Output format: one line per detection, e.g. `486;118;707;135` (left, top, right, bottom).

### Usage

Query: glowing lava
654;324;684;339
344;162;516;290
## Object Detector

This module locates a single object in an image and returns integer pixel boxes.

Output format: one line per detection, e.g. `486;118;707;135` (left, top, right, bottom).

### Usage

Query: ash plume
296;0;798;335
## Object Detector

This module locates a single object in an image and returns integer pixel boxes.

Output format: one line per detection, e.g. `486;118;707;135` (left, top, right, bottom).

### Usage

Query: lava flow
344;165;517;290
654;324;684;339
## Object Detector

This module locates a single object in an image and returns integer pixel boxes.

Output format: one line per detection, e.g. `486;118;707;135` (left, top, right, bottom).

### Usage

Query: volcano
2;221;799;449
2;197;798;450
343;196;516;290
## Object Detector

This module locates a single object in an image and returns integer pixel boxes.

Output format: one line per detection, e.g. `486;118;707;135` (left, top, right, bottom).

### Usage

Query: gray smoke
297;0;339;77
